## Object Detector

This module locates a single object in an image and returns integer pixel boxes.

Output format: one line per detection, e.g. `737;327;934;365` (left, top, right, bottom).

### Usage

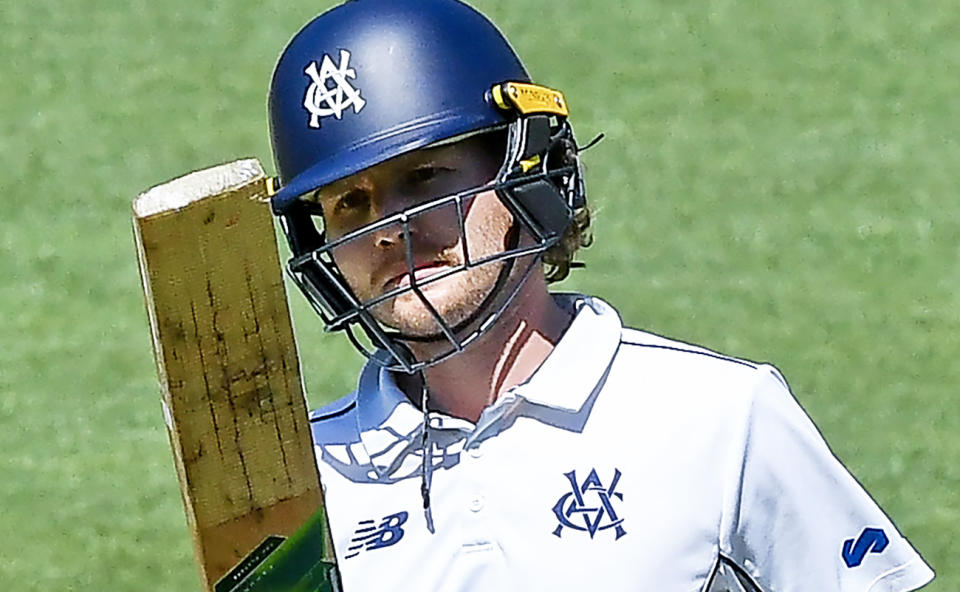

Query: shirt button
470;495;484;512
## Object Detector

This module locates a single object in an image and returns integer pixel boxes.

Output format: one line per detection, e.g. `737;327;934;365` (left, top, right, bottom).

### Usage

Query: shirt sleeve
718;365;934;592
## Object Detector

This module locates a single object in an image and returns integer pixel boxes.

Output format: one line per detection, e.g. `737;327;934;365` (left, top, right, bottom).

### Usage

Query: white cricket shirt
309;295;934;591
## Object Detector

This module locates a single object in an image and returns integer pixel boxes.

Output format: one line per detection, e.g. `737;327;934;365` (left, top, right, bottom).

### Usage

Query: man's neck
397;274;571;423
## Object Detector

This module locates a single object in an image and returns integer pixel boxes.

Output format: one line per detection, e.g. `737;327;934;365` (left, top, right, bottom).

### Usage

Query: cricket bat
132;159;340;591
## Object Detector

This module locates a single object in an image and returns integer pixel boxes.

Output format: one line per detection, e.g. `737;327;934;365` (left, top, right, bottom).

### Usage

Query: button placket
460;438;493;549
466;444;484;514
469;494;485;513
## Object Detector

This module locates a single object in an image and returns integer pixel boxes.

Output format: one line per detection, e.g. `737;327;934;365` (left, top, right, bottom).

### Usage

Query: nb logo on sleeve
842;527;888;568
345;511;408;559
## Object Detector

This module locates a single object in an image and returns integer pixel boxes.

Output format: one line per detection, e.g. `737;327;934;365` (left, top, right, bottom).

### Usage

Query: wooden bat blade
132;159;333;590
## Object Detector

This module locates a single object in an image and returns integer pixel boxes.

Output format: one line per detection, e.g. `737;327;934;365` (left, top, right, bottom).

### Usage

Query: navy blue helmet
268;0;587;372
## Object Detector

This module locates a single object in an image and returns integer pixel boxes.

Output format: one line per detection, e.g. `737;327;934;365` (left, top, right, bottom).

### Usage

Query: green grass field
2;1;956;589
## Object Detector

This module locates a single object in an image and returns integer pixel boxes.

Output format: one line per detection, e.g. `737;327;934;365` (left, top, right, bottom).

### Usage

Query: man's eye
334;190;370;215
406;166;451;187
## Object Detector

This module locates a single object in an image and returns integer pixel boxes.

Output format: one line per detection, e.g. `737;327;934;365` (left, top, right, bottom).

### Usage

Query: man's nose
367;190;417;250
369;191;459;250
372;226;404;249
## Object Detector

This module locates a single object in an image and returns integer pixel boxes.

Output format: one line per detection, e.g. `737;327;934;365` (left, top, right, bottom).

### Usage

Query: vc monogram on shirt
552;468;626;540
345;511;409;559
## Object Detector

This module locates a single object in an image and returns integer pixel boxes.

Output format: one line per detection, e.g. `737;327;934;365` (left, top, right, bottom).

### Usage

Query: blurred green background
2;0;956;589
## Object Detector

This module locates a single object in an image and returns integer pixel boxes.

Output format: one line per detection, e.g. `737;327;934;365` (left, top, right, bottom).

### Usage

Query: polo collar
354;294;623;478
355;362;472;479
510;294;623;412
354;361;429;478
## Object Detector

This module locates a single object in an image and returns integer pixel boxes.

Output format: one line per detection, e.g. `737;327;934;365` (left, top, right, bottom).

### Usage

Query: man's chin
367;263;505;339
376;302;475;338
371;288;490;339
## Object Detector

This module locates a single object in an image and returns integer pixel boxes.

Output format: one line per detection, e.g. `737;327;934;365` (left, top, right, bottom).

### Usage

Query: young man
266;1;934;590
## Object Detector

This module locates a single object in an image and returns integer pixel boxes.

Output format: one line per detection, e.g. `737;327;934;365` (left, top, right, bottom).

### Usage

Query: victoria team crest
303;49;366;128
552;468;626;540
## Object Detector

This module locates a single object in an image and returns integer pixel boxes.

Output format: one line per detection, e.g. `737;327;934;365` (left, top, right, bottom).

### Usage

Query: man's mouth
386;263;451;290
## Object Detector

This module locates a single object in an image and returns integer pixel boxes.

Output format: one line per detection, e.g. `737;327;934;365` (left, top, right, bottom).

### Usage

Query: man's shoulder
617;326;764;374
611;326;787;407
308;392;359;446
601;326;794;452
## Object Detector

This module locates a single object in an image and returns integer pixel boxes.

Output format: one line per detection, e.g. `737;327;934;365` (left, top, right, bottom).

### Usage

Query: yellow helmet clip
492;82;569;117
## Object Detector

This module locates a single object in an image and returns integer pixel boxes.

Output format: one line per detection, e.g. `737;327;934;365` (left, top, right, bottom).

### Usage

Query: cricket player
265;0;934;589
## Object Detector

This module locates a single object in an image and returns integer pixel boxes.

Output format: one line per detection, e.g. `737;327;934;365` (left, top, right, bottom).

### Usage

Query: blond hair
543;205;593;282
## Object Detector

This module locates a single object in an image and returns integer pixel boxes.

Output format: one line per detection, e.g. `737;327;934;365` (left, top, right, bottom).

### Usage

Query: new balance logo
345;511;408;559
303;49;366;128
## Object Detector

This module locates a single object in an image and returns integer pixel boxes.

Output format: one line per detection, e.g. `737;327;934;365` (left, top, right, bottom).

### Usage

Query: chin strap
418;372;436;533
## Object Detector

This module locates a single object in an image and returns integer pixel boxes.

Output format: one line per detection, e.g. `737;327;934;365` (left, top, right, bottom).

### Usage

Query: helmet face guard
277;102;586;373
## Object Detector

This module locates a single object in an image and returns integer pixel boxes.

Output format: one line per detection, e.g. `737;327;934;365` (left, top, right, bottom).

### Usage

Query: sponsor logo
552;468;626;540
345;511;408;559
842;527;888;567
303;49;366;128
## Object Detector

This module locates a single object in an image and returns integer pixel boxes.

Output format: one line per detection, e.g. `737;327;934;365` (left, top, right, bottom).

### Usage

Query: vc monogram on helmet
303;49;366;128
